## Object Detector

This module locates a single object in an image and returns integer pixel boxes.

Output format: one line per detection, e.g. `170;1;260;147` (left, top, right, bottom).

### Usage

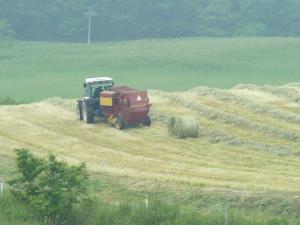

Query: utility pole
83;7;96;44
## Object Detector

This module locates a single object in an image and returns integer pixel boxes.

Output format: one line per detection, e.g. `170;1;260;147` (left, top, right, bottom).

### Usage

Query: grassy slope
1;84;300;216
0;38;300;100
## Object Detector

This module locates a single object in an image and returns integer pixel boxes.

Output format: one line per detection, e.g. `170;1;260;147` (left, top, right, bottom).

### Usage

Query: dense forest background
1;0;300;42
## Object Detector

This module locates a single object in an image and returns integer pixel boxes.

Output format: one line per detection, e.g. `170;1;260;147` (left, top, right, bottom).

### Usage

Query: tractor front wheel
77;100;83;120
82;102;94;124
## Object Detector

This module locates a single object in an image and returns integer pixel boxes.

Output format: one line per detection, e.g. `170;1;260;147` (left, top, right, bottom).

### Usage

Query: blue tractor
77;77;114;123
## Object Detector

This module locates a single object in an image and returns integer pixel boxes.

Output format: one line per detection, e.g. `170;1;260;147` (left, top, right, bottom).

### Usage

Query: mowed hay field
1;84;300;215
0;38;300;100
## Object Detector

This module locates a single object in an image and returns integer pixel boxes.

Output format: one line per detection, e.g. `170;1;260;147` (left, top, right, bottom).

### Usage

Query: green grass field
0;38;300;100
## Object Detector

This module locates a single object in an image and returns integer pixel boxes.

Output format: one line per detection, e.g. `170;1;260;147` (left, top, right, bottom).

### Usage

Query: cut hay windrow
233;84;300;105
199;126;296;156
158;92;300;144
286;83;300;92
189;87;300;126
168;116;199;139
261;85;300;104
150;110;168;123
158;112;296;155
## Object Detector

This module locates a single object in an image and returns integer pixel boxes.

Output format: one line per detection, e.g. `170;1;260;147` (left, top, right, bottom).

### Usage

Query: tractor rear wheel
143;116;151;127
77;100;83;120
115;117;124;130
82;102;94;124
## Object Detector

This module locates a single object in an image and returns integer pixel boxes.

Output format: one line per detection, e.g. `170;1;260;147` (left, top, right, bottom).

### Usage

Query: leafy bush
9;149;89;225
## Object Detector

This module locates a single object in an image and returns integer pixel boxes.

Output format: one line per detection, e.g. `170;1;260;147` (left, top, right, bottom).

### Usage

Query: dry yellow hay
1;85;300;214
168;116;199;139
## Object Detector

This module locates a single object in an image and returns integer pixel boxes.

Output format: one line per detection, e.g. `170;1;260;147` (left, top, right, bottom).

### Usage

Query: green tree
196;0;239;36
234;22;266;36
10;149;88;225
0;19;15;46
2;0;300;41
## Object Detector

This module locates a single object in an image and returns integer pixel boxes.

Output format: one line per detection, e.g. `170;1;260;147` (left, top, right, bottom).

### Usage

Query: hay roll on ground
168;116;199;139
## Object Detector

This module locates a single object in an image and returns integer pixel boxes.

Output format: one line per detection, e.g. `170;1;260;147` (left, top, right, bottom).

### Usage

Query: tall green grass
1;193;299;225
0;193;38;225
0;38;300;100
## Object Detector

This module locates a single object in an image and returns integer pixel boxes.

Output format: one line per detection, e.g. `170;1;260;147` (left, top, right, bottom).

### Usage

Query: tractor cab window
90;82;114;98
92;85;105;98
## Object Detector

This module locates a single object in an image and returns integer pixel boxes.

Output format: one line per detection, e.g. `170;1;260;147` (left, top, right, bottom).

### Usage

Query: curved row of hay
189;86;300;126
286;83;300;92
261;85;300;104
168;117;296;156
233;84;300;104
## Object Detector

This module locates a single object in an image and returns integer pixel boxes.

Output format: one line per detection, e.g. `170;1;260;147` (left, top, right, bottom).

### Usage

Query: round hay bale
168;116;199;139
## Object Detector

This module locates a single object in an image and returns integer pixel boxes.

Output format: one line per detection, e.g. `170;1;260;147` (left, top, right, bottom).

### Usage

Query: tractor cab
77;77;114;123
84;77;114;99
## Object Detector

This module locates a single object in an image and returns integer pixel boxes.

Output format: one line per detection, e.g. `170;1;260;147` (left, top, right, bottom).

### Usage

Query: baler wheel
82;102;94;124
115;117;124;130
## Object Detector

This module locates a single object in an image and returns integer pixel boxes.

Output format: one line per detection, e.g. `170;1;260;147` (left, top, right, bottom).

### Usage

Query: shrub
9;149;89;225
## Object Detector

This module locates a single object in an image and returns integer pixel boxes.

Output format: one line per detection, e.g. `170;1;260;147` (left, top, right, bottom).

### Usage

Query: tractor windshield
91;82;114;98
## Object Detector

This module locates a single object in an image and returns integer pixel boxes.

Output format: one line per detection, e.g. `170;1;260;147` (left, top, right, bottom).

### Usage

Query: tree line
1;0;300;42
